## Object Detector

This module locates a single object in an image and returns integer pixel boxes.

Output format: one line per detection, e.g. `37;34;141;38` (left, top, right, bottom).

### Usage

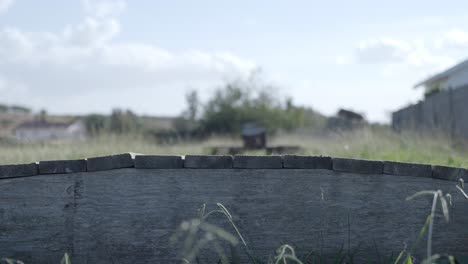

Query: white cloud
357;38;411;64
64;17;120;47
0;0;14;14
82;0;126;18
435;28;468;49
0;0;256;115
354;37;455;76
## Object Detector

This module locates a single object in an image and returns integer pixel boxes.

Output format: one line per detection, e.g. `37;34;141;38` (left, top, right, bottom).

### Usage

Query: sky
2;0;468;122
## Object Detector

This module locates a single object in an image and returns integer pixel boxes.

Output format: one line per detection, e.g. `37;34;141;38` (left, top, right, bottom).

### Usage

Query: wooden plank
0;169;467;263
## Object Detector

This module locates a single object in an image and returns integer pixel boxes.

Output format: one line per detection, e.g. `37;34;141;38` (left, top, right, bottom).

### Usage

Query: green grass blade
406;191;436;201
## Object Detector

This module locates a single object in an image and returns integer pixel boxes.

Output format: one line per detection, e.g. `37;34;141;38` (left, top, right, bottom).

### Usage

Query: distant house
15;119;87;141
327;108;365;130
337;109;364;122
392;59;468;138
415;59;468;96
241;123;266;149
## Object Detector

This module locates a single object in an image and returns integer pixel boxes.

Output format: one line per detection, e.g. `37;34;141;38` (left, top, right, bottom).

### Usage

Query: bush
197;74;324;135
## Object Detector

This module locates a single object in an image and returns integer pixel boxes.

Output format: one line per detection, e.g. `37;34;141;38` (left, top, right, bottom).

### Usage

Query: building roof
15;120;73;130
414;58;468;88
337;109;364;121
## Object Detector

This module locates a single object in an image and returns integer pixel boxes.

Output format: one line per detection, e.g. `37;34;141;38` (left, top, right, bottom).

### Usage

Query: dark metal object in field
241;123;267;149
210;123;302;155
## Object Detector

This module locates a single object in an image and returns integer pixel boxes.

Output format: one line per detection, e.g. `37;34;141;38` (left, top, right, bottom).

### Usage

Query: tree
109;108;140;134
39;109;47;122
11;105;31;114
84;114;108;135
178;71;327;136
185;90;199;121
199;74;298;135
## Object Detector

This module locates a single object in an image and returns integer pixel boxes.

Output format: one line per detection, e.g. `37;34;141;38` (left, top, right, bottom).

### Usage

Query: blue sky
2;0;468;122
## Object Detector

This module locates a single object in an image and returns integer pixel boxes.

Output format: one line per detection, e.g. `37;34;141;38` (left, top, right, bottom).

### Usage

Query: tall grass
272;128;468;167
0;133;210;164
1;127;468;166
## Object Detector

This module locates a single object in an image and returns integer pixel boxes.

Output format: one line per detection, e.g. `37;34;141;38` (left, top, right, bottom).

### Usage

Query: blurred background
1;0;468;166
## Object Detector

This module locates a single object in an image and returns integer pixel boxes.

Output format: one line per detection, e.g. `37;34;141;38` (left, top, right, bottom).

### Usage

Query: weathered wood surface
1;169;467;263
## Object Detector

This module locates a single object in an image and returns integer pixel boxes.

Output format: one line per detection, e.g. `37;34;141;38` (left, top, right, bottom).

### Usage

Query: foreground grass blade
60;253;71;264
1;259;24;264
392;243;407;264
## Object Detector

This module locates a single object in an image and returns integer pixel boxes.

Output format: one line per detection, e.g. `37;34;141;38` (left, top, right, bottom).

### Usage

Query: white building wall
15;121;87;141
66;120;87;140
15;128;69;141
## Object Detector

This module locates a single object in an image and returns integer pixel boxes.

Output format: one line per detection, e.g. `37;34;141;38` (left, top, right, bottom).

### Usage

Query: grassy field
1;127;468;167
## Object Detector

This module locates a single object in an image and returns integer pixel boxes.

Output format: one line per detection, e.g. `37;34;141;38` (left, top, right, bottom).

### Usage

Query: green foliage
171;196;462;264
38;109;47;122
3;127;468;166
84;114;108;135
10;105;31;113
402;190;454;264
184;90;200;122
198;75;324;135
171;203;241;264
0;104;31;113
110;108;140;134
424;86;442;98
0;119;13;126
173;117;198;135
83;109;141;135
0;104;7;112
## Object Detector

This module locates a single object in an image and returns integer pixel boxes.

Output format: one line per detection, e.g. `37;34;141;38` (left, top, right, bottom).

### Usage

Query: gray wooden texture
1;169;467;263
392;83;468;140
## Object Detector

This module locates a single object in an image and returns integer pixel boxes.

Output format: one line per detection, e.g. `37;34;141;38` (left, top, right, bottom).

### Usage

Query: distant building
337;109;364;122
241;123;266;149
327;109;365;130
415;59;468;97
392;59;468;138
15;119;87;141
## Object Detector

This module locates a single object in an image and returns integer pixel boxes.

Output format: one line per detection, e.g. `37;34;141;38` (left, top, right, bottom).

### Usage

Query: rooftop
414;58;468;88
